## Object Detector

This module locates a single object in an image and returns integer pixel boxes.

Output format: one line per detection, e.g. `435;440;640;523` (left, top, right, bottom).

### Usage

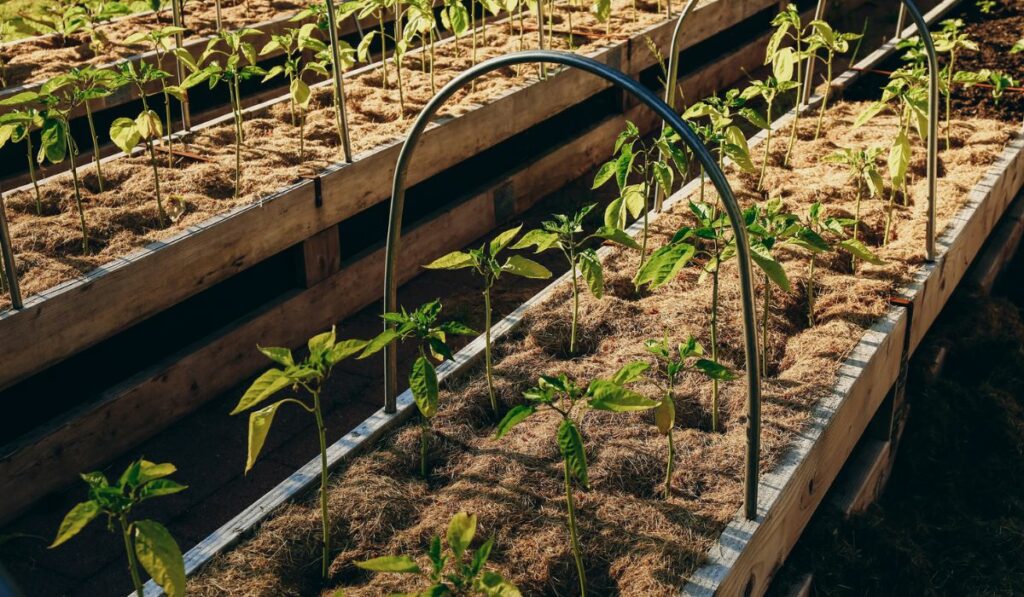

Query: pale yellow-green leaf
133;520;186;597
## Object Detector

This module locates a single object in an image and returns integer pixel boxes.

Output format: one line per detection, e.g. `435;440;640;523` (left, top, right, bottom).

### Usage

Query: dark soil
950;0;1024;122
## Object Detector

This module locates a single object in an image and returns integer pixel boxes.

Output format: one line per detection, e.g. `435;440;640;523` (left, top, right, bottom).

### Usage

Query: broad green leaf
136;110;163;139
133;520;186;597
865;169;885;199
595;225;641;250
615;148;635;190
489;224;523;256
611;361;649;385
50;501;100;548
0;91;40;106
410;356;439;419
839;238;884;265
773;47;795;82
888;131;911;186
587;380;658;412
592;160;616;189
604;197;625;229
750;243;790;292
356;555;422;573
137;461;177;484
739;107;770;130
501;255;552;279
446;512;476;558
653;162;673;194
38;118;66;164
510;229;559;253
307;327;336;356
291;79;311;109
325;339;368;365
424;251;476;270
853;101;886;129
655;397;675;435
231;369;291;414
470;535;494;575
244;400;290;472
360;329;400;358
558;419;589;488
633;241;695;290
440;320;477;336
578;249;604;299
479;571;523;597
139;479;188;500
695;359;737;381
110;117;142;153
258;346;295;367
494;404;536;439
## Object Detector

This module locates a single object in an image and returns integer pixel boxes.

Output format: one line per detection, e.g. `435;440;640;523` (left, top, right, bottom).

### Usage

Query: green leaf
611;361;649;385
633;241;695;290
137;461;177;484
133;520;186;597
291;78;312;109
853;101;886;129
38;118;67;164
595;226;641;250
244;400;291;473
615;148;635;189
653;162;673;194
359;329;400;358
308;327;336;356
232;369;291;414
470;535;494;576
440;320;477;336
773;47;796;82
139;479;188;500
839;238;884;265
694;359;737;381
592;160;616;189
510;229;559;253
489;224;523;256
578;249;604;299
410;356;439;419
110;117;142;154
258;346;295;367
587;380;659;412
622;185;646;219
557;419;589;489
136;110;163;140
424;251;476;270
501;255;552;279
654;398;675;435
479;570;522;596
327;339;369;365
494;404;536;439
446;512;476;558
889;131;911;186
356;555;422;573
750;243;790;292
50;501;100;548
604;197;625;229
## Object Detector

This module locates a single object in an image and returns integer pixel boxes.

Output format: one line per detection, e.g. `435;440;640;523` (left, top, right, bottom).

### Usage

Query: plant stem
26;137;42;215
300;109;306;160
146;140;166;225
664;428;674;497
569;244;579;355
761;272;769;379
710;260;720;432
66;135;89;254
379;14;390;89
420;419;429;478
312;390;331;579
806;255;815;327
483;285;497;414
161;83;174;168
945;51;955;151
84;101;104;192
884;186;896;245
758;97;773;191
785;30;802;166
852;181;862;272
394;6;406;116
814;54;832;140
119;517;145;597
231;75;243;199
429;29;436;94
563;456;587;597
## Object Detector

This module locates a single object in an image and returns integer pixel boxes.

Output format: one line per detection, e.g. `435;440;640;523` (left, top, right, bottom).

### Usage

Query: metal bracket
301;174;325;208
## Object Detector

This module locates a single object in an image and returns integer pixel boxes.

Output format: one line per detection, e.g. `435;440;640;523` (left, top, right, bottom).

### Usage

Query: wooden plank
298;225;342;287
0;0;777;391
828;439;892;517
965;190;1024;294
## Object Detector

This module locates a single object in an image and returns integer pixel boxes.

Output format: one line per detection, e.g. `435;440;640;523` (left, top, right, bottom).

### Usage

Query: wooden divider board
0;0;779;390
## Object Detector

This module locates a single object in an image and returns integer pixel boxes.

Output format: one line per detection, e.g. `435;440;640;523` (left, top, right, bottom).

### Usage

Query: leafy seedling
232;326;368;578
424;225;552;416
741;70;799;190
357;511;521;596
51;459;187;597
824;145;884;270
0;102;46;214
512;205;639;355
933;18;978;150
494;367;658;595
123;26;189;167
805;20;861;140
261;24;331;159
766;3;808;165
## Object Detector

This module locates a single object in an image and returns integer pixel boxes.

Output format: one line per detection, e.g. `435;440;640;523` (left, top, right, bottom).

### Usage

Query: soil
0;0;306;90
182;102;1015;596
770;260;1024;595
948;0;1024;123
0;0;666;312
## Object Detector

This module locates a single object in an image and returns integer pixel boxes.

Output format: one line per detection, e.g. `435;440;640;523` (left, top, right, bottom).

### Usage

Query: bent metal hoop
381;49;764;520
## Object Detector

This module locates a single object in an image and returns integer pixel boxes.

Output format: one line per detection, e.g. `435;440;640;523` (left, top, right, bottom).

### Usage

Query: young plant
404;0;440;93
805;20;861;140
592;121;681;268
349;0;402;90
439;0;469;58
933;18;978;150
0;105;45;214
494;367;658;596
182;28;267;198
356;511;521;596
766;3;807;165
804;201;882;326
231;327;368;579
46;67;119;191
644;334;734;496
824;145;884;269
424;225;553;416
682;90;759;201
741;70;798;190
110;61;173;224
50;459;187;597
360;300;475;477
260;25;330;159
123;26;189;166
512;205;639;355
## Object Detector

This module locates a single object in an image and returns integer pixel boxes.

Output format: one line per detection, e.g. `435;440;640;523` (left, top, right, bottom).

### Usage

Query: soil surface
771;251;1024;595
949;0;1024;122
0;0;665;312
182;102;1014;596
0;0;306;89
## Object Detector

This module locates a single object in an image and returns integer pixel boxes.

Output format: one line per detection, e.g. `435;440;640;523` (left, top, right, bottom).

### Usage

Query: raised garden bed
114;0;1024;593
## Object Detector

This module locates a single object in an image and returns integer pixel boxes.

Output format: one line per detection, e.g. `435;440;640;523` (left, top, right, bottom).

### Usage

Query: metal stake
653;0;697;212
382;50;763;520
0;190;22;310
325;0;354;163
172;0;191;133
800;0;828;106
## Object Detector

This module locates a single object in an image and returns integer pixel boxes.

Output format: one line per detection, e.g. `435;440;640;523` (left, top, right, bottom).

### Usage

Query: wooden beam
298;225;342;288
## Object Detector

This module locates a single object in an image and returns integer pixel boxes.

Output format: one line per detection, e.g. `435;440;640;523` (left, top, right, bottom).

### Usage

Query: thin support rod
172;0;191;132
800;0;828;106
325;0;354;163
0;190;22;310
654;0;697;211
894;4;907;40
382;50;763;520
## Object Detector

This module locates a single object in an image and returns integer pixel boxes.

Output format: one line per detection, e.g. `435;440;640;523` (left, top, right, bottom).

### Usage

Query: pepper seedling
512;205;639;355
404;0;440;93
0;103;45;214
424;224;552;416
360;300;475;477
48;67;119;192
122;26;188;167
740;70;798;191
805;20;861;140
823;146;884;270
494;367;658;596
232;326;368;579
356;511;521;596
50;459;187;597
260;24;331;159
766;3;808;165
933;18;978;150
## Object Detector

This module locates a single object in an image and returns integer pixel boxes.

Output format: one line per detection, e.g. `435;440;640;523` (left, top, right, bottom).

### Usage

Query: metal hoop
382;50;763;519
